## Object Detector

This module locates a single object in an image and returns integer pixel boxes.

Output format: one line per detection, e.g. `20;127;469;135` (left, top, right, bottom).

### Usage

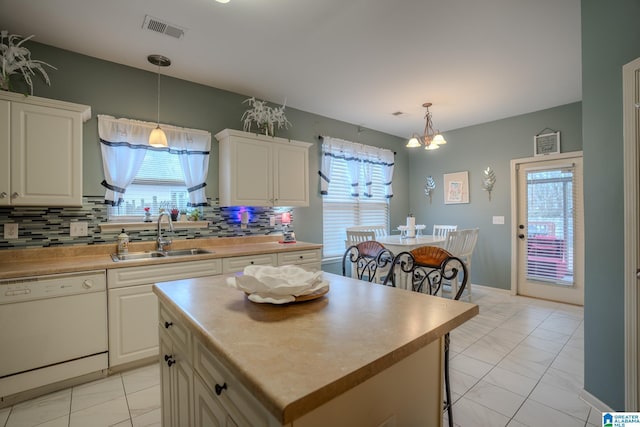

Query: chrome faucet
157;212;174;251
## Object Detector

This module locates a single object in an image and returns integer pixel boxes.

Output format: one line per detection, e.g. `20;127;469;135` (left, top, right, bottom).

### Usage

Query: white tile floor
0;364;160;427
446;286;598;427
0;286;597;427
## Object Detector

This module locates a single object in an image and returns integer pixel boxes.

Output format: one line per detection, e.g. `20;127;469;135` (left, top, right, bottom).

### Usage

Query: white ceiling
0;0;582;139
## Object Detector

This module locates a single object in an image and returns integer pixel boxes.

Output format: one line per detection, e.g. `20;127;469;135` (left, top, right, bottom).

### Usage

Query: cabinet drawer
222;254;277;273
159;304;192;361
108;259;222;288
193;337;274;426
277;249;321;266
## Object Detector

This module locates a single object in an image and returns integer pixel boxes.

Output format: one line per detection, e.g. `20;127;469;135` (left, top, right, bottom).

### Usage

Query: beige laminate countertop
153;272;479;424
0;236;322;280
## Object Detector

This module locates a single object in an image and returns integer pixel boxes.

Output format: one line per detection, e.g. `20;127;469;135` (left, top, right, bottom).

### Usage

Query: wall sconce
406;102;447;150
424;176;436;204
147;54;171;148
482;167;496;201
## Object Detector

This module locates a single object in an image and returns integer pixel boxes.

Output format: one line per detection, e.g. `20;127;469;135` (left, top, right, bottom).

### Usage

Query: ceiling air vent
142;15;185;39
392;111;407;117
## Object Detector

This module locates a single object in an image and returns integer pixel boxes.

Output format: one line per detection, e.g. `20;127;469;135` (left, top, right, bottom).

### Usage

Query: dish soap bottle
117;229;129;255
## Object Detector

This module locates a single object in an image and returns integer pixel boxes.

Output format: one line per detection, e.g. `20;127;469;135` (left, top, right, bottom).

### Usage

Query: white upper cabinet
216;129;311;207
0;91;90;207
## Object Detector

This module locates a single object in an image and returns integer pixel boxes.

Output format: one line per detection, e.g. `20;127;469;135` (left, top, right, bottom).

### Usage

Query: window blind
109;150;189;216
322;155;389;258
525;166;578;285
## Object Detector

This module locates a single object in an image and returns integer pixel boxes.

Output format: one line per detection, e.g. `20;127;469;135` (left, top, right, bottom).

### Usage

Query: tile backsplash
0;197;288;250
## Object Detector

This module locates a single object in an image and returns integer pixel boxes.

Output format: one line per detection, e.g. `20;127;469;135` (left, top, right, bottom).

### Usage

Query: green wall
582;0;640;410
22;42;410;248
408;103;582;289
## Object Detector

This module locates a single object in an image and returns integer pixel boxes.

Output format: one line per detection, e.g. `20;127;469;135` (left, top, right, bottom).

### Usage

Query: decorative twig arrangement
0;30;55;94
481;167;496;201
424;176;436;203
241;97;291;137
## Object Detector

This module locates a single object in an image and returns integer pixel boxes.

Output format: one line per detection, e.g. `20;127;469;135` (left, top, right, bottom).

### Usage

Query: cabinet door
173;348;194;427
194;373;227;426
223;137;273;206
10;102;82;206
108;284;159;367
159;333;173;427
273;144;309;207
160;329;194;427
0;100;9;206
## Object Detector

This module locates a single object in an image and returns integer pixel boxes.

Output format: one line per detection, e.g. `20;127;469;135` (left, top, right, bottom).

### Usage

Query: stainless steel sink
164;248;213;257
111;251;166;262
110;248;213;262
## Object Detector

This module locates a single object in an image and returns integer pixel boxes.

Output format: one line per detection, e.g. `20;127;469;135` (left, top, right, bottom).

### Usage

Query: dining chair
382;246;467;427
342;240;394;284
346;225;388;239
443;228;479;300
345;230;377;250
433;224;458;238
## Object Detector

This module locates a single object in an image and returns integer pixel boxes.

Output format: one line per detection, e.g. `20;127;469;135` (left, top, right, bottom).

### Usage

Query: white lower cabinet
160;329;193;427
107;259;222;367
108;284;158;366
158;301;278;427
222;249;322;274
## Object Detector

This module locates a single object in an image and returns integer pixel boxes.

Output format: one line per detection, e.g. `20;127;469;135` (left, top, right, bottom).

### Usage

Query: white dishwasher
0;270;108;400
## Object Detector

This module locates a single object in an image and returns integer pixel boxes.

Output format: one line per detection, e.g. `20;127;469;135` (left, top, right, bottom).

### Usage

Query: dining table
376;234;447;255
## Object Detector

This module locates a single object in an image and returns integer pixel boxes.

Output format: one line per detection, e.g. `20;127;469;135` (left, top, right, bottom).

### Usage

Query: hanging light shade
406;102;447;150
406;135;422;148
147;54;171;148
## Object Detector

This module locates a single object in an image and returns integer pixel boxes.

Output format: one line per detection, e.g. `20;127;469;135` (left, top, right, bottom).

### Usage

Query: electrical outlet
4;223;18;240
70;221;88;237
269;215;276;226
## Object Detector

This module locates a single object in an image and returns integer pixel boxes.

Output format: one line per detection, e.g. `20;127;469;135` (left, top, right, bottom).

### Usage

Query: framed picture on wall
444;171;469;204
534;131;561;156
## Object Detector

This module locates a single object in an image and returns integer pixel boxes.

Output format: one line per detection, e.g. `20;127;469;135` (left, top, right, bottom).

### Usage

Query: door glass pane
526;167;575;285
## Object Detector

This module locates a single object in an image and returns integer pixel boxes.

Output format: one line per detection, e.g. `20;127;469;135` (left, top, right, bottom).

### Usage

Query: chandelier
406;102;447;150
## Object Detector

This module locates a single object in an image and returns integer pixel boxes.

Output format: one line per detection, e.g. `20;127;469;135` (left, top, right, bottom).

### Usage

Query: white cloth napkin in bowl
227;265;328;304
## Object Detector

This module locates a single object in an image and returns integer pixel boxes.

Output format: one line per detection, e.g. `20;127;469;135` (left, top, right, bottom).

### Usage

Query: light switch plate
70;221;88;237
269;215;276;226
492;216;505;225
4;223;18;239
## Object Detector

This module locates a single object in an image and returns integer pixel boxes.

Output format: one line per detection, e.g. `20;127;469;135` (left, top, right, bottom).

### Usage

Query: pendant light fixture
406;102;447;150
148;54;171;148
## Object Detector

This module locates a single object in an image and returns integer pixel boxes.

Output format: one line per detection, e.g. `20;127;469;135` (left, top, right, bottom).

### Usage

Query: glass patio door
516;156;584;305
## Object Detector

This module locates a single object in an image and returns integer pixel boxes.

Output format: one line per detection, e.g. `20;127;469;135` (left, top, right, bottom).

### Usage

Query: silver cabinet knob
0;192;6;199
11;192;19;199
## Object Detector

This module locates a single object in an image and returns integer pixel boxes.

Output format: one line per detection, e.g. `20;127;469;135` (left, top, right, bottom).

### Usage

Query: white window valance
97;115;211;206
319;136;394;198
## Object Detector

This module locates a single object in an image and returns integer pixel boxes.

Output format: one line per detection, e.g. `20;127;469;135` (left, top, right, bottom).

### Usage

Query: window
108;149;189;217
525;167;576;285
98;115;211;220
320;137;394;258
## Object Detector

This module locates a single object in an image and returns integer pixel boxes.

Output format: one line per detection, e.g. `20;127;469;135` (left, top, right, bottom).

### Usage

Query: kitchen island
153;272;478;426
